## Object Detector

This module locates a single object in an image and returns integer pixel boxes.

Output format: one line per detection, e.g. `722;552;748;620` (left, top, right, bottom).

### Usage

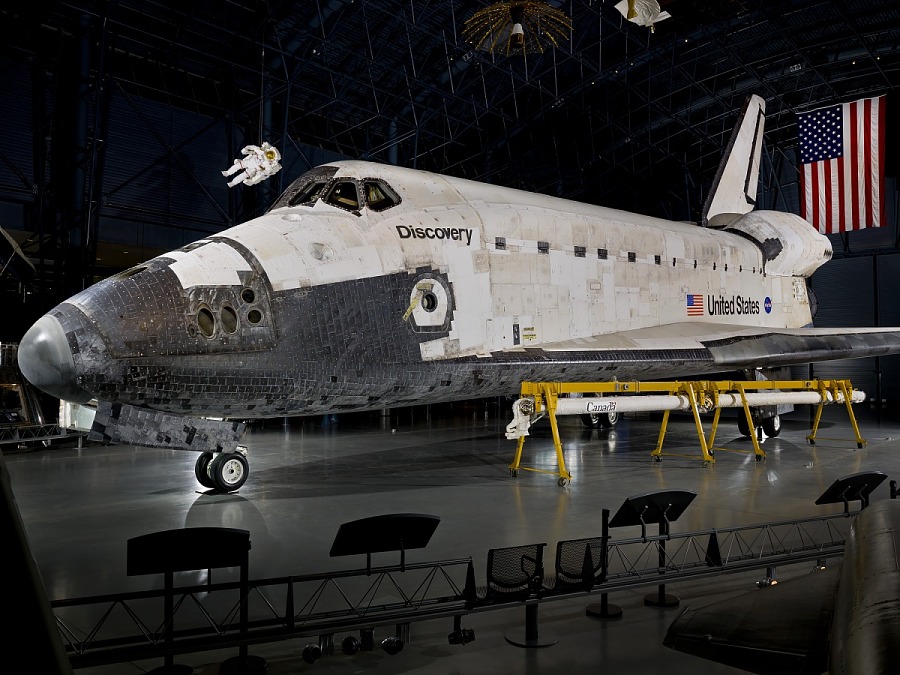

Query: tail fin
702;94;766;228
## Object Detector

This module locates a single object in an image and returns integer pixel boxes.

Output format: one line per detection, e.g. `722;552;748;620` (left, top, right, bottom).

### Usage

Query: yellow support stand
708;382;767;461
806;380;867;449
509;383;573;486
650;382;716;465
509;378;867;483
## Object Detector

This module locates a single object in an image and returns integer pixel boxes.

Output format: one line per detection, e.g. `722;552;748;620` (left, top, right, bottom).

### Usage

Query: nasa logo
764;297;772;314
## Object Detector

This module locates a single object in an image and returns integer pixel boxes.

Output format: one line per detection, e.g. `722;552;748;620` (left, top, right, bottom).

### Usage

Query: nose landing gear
194;447;250;492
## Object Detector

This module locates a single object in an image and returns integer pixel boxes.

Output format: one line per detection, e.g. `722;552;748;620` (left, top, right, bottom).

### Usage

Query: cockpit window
325;181;361;211
266;166;402;215
364;180;401;212
288;181;327;206
268;165;339;211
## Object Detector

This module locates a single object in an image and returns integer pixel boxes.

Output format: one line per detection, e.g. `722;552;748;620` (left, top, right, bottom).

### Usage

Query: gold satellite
462;1;572;56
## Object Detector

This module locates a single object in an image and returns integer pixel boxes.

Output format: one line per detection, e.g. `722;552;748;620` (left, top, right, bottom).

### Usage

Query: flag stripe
837;155;845;232
878;95;886;227
801;163;811;223
815;162;824;230
850;102;860;229
864;98;873;228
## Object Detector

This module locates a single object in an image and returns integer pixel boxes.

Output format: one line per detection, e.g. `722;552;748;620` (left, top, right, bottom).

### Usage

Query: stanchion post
586;508;622;619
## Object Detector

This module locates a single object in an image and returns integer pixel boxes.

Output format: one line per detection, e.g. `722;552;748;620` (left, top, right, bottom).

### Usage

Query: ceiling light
463;1;572;57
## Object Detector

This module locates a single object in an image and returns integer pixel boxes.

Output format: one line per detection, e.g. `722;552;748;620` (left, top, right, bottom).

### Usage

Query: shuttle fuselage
19;95;900;490
30;160;829;419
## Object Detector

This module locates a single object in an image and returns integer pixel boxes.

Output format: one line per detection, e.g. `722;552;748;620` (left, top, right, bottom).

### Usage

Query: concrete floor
6;400;900;674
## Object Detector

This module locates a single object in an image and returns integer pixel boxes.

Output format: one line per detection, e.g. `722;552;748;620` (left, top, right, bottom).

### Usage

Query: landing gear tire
558;477;570;487
580;412;619;428
195;452;215;489
210;452;249;492
762;415;781;438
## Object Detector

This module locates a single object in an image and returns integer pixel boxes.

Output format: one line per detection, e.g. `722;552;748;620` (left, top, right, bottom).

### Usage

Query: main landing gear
195;447;250;492
737;411;782;439
580;410;620;429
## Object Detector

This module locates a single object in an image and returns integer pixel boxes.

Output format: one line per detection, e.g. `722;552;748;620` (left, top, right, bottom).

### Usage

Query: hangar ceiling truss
0;0;899;315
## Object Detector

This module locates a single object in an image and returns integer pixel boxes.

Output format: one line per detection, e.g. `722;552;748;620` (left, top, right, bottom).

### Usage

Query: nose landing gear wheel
209;452;249;492
194;452;215;489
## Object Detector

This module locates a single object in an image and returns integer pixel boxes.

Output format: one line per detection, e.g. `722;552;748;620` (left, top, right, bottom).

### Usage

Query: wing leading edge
468;323;900;379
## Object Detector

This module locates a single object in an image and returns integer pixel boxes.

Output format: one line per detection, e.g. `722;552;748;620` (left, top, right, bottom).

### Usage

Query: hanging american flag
798;95;886;234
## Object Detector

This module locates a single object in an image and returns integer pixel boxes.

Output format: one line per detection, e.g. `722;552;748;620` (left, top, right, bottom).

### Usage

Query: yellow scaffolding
508;379;866;485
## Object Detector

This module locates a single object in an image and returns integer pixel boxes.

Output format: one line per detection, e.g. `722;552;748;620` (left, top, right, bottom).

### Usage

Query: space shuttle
17;95;900;491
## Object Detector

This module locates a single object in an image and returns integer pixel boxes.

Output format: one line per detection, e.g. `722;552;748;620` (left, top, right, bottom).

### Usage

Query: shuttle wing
480;323;900;376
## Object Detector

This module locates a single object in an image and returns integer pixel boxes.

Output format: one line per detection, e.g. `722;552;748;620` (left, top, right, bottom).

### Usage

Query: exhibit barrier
49;483;875;670
0;423;85;448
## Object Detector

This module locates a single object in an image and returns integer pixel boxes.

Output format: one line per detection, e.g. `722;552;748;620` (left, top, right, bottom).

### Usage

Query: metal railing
602;512;849;591
49;510;852;669
54;558;473;668
0;423;84;446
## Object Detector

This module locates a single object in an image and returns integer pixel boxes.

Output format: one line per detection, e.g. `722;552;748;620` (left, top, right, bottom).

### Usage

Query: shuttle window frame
363;179;401;212
324;180;361;211
269;165;339;211
289;181;328;207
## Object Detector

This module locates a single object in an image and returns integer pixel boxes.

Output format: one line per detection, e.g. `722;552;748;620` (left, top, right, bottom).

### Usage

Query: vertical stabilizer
702;95;766;228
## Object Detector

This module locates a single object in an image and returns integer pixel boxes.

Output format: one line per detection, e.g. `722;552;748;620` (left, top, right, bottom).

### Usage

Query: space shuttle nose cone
17;315;92;403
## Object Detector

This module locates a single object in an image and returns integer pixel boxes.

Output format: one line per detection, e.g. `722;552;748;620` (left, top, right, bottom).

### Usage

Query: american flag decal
686;294;704;316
